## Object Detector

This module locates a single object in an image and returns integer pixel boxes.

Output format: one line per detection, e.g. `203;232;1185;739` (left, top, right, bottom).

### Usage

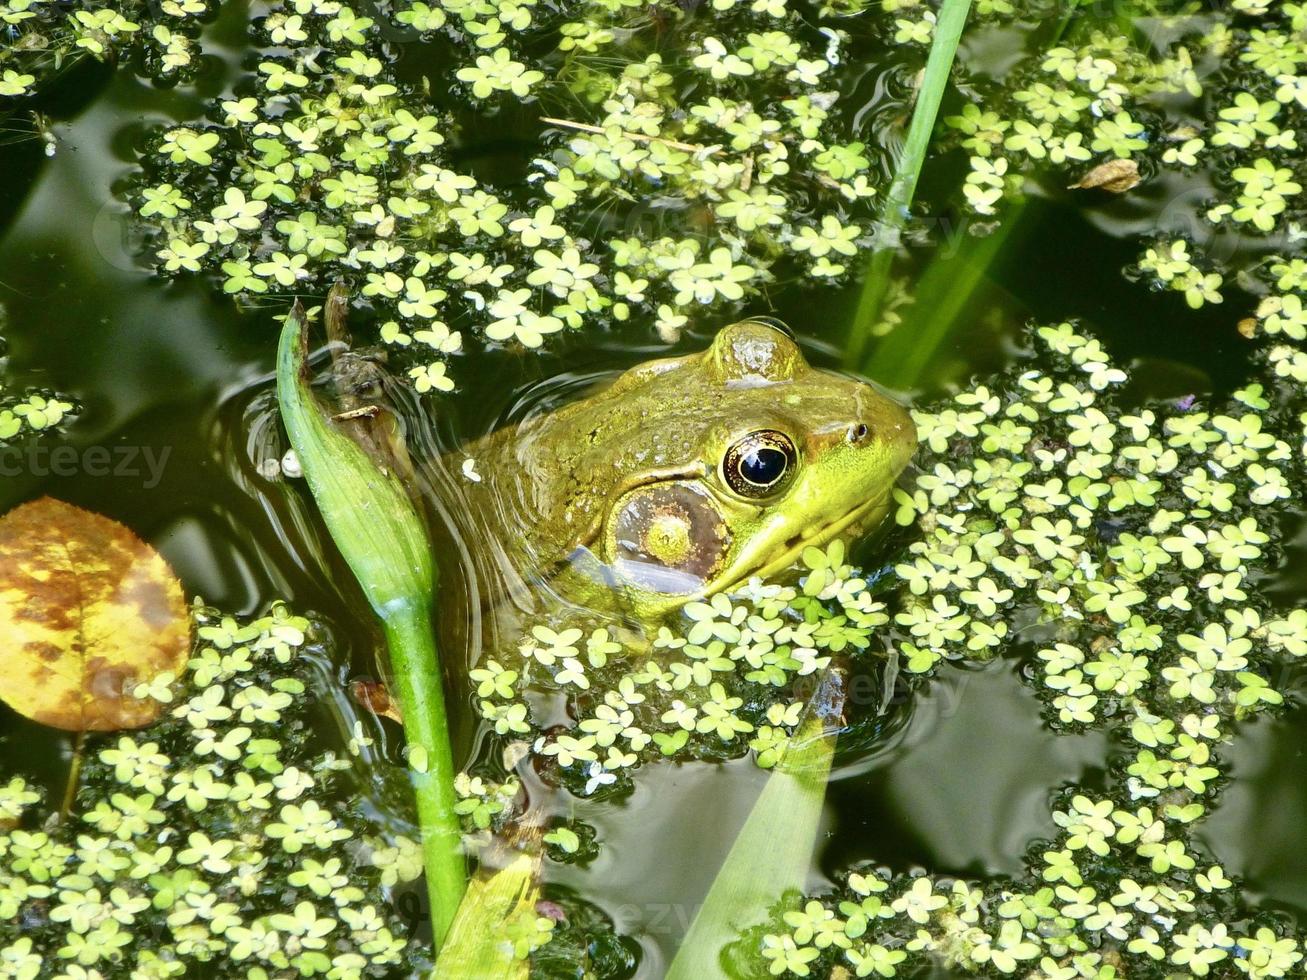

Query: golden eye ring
722;430;797;498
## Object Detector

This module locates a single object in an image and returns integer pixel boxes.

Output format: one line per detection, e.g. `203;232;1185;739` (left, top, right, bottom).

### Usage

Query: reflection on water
1202;682;1307;918
828;663;1110;880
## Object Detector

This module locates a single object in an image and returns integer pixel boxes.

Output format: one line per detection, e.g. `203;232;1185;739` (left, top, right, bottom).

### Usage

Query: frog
434;318;917;659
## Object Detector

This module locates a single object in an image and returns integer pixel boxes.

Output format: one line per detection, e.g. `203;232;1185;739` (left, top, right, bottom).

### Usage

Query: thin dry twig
538;116;717;156
333;405;381;422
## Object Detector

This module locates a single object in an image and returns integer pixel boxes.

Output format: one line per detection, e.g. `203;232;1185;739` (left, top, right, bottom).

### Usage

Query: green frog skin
442;319;917;644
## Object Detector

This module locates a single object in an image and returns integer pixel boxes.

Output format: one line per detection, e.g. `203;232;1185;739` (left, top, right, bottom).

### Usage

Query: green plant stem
276;306;466;947
383;607;465;946
845;0;974;368
860;0;1087;388
59;731;85;821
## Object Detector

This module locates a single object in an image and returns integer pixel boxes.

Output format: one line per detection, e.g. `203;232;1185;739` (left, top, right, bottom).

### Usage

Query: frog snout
843;392;891;446
848;388;918;469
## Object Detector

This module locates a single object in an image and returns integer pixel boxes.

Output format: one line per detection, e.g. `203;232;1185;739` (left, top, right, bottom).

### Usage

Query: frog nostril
848;422;870;443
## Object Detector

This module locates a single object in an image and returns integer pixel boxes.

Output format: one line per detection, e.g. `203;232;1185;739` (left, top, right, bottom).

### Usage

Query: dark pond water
2;7;1306;977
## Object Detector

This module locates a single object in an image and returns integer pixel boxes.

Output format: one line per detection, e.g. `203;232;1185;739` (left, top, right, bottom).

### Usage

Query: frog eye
722;430;797;498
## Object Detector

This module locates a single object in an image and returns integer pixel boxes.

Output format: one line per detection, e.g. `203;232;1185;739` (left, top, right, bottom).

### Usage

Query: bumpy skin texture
451;321;917;632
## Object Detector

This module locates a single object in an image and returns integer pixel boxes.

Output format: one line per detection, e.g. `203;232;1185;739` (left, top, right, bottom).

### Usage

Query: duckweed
0;329;76;442
130;0;906;386
934;2;1307;320
0;603;431;979
451;541;893;819
0;0;211;98
739;315;1307;977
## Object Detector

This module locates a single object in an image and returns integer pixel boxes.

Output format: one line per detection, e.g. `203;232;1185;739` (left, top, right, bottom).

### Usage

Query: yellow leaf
0;497;189;731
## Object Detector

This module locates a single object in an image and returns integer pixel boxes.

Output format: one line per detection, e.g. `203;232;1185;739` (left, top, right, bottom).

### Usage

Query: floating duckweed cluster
0;0;212;101
134;0;895;385
741;320;1307;977
945;25;1177;216
941;3;1305;312
1137;239;1226;311
0;389;74;442
456;544;892;811
0;603;430;979
0;332;76;442
1247;253;1307;361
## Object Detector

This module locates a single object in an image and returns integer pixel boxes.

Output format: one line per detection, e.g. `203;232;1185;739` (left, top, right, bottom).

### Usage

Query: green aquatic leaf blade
846;0;974;366
666;714;837;980
275;306;466;945
882;0;974;240
433;851;539;980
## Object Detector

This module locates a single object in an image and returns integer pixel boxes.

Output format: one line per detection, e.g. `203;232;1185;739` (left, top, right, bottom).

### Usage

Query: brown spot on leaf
29;642;62;662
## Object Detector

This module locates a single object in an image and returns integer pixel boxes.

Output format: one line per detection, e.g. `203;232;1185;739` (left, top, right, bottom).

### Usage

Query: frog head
531;319;917;619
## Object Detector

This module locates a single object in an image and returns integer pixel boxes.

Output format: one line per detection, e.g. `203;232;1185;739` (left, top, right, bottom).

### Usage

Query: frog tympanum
439;319;916;657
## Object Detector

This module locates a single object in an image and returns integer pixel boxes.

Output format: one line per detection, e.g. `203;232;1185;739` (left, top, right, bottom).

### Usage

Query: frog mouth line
703;490;889;599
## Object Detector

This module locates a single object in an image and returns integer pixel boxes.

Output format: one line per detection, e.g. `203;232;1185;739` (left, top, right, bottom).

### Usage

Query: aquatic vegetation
277;307;465;945
666;676;842;980
944;13;1193;215
0;0;212;102
0;602;427;979
938;3;1306;311
846;0;973;361
0;389;73;441
454;546;891;808
9;1;1307;976
1137;238;1226;310
133;0;905;385
0;333;75;442
738;319;1307;976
